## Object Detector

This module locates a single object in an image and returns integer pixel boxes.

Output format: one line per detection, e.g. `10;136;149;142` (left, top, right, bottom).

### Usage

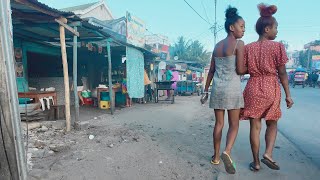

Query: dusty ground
26;96;218;180
25;96;320;180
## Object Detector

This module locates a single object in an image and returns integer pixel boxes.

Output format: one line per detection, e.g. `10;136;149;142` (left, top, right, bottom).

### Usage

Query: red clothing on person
241;41;288;121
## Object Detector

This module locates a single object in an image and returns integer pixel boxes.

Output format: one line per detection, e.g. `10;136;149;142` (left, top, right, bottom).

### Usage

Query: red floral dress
241;41;288;121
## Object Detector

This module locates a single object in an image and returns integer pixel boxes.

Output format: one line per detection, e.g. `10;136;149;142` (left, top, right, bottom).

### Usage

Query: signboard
310;45;320;52
126;12;146;48
312;55;320;61
160;52;167;60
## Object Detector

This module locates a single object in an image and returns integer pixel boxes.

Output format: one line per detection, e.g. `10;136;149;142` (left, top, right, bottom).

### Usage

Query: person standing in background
165;65;173;100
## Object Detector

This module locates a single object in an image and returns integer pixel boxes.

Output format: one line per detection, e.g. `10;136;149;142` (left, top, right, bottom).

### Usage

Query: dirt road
27;96;319;180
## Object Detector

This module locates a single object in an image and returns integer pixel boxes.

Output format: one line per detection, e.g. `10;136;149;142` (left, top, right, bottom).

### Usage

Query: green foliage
299;50;309;68
170;36;211;67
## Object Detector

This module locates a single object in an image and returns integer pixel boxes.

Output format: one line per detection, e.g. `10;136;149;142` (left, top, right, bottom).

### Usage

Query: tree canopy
170;36;211;67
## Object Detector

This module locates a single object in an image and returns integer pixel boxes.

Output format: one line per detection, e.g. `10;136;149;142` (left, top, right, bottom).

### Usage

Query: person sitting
71;76;88;105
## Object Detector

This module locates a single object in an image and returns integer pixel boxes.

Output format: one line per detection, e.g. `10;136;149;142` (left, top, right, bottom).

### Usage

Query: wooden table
97;87;120;109
18;91;57;105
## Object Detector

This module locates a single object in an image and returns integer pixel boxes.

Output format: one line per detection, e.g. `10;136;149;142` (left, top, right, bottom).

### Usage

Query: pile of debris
21;120;73;170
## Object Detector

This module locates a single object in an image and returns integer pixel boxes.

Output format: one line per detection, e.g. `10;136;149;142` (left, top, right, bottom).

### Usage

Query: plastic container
83;97;93;105
100;92;110;101
81;91;91;98
100;101;110;109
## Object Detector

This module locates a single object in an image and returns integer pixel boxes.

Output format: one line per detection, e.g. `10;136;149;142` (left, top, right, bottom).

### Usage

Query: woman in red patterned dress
241;4;294;171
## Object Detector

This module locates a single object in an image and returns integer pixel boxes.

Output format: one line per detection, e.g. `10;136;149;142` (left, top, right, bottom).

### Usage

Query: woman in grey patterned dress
200;6;247;174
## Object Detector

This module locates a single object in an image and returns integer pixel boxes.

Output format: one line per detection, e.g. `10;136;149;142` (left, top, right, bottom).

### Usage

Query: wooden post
0;0;27;179
73;26;79;126
58;17;71;131
106;39;114;114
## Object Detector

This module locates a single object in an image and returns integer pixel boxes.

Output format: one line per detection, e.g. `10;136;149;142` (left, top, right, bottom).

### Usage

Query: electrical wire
183;0;213;26
145;28;168;44
201;0;212;25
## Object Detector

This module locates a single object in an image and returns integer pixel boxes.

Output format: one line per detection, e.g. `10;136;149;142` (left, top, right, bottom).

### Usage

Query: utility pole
210;0;222;46
0;0;27;179
214;0;217;45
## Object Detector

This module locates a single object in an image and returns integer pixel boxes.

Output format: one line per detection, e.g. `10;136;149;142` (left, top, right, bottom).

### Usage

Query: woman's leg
264;120;278;161
224;109;240;155
212;109;225;161
129;97;132;107
126;94;130;107
78;91;84;105
250;118;262;169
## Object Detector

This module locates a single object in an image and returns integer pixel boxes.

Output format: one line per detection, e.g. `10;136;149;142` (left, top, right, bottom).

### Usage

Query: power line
201;0;212;25
183;0;212;26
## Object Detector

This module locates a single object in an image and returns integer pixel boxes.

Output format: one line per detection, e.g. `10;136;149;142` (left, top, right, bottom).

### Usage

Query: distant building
286;52;296;68
304;40;320;70
104;17;126;37
60;0;113;21
145;34;170;60
292;50;300;65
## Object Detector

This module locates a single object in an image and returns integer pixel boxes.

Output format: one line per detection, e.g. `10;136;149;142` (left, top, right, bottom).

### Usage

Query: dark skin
201;18;245;163
249;21;294;170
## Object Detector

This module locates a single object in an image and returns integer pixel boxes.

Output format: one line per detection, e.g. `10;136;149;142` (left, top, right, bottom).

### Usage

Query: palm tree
171;36;211;67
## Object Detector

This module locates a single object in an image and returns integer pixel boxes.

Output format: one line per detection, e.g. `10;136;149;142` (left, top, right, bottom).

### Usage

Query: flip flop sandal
261;157;280;170
210;156;220;165
249;162;260;172
220;152;236;174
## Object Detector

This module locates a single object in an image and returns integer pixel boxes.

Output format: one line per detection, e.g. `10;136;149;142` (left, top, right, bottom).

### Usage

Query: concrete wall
28;77;75;106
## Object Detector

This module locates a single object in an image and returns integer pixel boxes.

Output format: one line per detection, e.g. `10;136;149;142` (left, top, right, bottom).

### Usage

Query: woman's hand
285;97;294;109
200;93;209;104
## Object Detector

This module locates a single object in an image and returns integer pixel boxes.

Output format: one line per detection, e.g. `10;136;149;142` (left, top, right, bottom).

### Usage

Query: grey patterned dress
209;46;244;110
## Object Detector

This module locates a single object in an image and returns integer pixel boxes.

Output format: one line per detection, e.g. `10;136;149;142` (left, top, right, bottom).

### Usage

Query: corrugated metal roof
13;0;75;17
60;2;98;12
11;0;108;44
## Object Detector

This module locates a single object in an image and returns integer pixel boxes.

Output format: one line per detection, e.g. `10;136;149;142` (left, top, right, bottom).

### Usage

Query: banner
126;12;146;48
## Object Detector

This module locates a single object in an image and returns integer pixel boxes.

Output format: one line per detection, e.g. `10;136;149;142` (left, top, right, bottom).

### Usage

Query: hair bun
258;3;277;17
225;6;238;19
